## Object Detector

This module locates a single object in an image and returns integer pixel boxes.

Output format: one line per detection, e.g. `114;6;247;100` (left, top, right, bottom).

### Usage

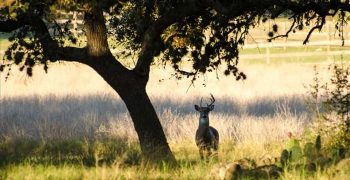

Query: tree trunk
87;55;176;164
117;83;176;164
83;7;176;164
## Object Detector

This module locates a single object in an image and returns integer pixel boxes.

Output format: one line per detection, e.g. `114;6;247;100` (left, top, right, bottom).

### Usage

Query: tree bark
84;8;110;56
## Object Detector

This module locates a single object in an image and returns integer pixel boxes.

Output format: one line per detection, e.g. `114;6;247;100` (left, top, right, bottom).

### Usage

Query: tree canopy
1;0;349;80
1;0;350;163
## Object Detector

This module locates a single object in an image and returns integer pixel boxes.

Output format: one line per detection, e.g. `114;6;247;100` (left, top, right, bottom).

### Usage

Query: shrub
306;63;350;150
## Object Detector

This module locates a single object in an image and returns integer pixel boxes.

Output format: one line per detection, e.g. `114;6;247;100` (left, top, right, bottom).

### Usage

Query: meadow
1;22;350;179
1;56;349;179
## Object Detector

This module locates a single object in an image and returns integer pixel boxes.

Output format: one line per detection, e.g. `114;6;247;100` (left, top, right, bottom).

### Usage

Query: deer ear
209;105;214;111
195;105;200;111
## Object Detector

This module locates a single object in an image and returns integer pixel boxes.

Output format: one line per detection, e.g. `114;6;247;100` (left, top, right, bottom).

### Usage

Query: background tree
1;0;350;163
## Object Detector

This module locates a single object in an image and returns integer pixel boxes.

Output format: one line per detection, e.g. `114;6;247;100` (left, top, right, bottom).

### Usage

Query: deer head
194;94;215;125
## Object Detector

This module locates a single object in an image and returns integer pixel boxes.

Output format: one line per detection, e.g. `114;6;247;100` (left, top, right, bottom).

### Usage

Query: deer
194;94;219;160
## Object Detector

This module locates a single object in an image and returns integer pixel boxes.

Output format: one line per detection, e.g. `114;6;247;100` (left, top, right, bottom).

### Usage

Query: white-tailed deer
194;94;219;160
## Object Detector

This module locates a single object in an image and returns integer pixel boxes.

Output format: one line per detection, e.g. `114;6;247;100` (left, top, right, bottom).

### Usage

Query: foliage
281;137;306;166
0;0;80;78
279;134;332;173
2;0;350;80
307;63;350;150
286;140;303;163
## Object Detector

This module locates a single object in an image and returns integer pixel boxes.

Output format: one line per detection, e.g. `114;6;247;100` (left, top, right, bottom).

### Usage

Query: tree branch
0;15;89;63
32;17;90;63
0;18;25;32
269;16;297;41
303;17;325;45
133;1;202;76
0;6;132;83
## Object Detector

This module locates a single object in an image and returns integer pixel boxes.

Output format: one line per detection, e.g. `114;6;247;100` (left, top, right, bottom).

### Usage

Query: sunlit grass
1;163;348;180
0;161;213;179
1;139;349;179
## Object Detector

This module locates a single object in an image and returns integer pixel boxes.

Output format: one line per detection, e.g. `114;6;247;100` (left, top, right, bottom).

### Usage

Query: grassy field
1;58;350;179
1;22;350;179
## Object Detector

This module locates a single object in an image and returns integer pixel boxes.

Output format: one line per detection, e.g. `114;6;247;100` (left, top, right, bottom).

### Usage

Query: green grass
1;138;349;179
0;138;221;179
0;163;212;180
0;138;141;166
1;163;348;180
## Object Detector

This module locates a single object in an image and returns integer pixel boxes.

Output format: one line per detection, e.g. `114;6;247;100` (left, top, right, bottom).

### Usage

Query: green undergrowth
0;138;216;179
0;137;142;167
0;138;349;179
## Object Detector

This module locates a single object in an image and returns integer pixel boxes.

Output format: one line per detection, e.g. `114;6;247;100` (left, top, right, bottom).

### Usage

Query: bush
306;63;350;150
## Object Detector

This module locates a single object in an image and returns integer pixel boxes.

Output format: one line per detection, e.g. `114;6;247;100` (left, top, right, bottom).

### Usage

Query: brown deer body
195;94;219;160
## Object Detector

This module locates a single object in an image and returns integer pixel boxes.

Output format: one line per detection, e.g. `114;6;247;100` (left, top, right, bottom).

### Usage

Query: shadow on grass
0;137;141;167
0;94;308;139
152;94;307;117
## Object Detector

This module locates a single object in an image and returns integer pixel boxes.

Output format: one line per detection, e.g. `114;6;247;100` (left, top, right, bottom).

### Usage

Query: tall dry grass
0;62;325;148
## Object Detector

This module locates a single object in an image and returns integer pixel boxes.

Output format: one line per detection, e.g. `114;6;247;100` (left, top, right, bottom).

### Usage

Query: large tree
1;0;350;163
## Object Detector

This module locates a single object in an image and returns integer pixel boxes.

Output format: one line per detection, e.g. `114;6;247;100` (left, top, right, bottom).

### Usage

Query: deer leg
200;146;210;162
207;146;212;158
211;140;219;160
199;148;204;160
212;149;218;160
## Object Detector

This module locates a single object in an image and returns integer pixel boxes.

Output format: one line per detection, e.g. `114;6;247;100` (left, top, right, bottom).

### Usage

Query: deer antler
207;93;215;106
